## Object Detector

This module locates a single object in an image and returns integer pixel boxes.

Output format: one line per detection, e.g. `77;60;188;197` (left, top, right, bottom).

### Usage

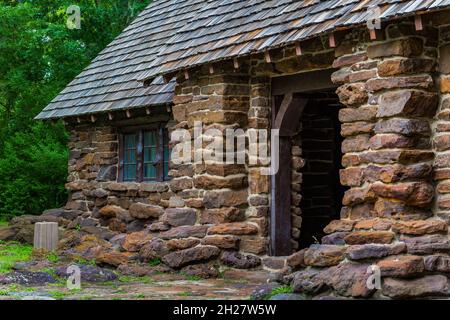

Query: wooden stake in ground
34;222;58;251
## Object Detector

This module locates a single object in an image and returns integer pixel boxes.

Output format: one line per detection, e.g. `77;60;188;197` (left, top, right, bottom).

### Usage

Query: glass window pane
124;134;136;148
124;164;136;181
144;164;157;179
144;131;157;147
123;134;137;181
163;129;170;180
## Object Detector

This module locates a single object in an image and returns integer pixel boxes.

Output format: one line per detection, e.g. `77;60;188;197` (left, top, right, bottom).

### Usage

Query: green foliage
0;0;152;219
48;290;67;300
148;257;162;267
73;257;96;266
0;241;33;273
262;285;294;300
46;251;59;263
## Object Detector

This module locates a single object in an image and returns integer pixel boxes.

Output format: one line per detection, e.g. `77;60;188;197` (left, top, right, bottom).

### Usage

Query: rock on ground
55;265;117;283
0;271;55;285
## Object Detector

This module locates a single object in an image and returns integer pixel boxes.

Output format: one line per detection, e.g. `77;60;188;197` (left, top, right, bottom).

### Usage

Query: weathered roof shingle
140;0;450;81
37;0;450;120
36;0;204;119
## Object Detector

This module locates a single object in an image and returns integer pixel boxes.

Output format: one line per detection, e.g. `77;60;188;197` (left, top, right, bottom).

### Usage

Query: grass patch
118;275;153;284
0;284;20;296
0;241;33;273
264;285;294;300
0;220;8;227
41;267;56;277
73;257;96;266
183;274;201;281
46;252;59;263
134;293;146;299
48;290;67;300
176;291;193;297
148;258;162;267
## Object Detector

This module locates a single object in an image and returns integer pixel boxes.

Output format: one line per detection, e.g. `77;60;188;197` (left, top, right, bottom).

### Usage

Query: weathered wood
270;94;308;256
270;137;292;256
271;69;336;96
34;222;58;251
273;93;308;137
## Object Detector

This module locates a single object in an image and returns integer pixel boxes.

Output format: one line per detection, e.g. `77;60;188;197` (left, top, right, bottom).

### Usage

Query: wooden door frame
270;68;337;256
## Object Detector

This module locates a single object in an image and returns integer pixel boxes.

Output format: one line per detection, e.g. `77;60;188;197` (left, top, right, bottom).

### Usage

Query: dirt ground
0;269;269;300
0;233;271;300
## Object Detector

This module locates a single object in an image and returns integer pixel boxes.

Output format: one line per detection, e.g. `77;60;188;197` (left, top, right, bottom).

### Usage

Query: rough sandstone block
377;58;435;77
371;182;434;207
378;90;438;118
323;220;355;234
162;208;197;227
304;244;346;267
129;203;164;219
162;245;220;269
339;106;377;123
392;220;447;236
377;255;424;277
207;222;258;236
382;275;449;299
199;208;243;224
99;205;127;218
365;75;433;92
344;231;395;245
346;243;406;260
367;38;423;58
374;118;430;136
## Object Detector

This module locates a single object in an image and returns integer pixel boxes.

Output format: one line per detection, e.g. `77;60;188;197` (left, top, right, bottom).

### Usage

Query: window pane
123;134;137;181
144;130;158;180
163;129;170;180
144;131;157;147
124;164;136;181
144;164;157;179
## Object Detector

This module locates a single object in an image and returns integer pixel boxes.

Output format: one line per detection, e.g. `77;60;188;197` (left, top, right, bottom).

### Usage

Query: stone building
36;0;450;298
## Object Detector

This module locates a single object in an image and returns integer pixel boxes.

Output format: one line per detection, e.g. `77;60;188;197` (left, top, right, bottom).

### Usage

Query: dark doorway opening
297;92;345;249
270;70;345;256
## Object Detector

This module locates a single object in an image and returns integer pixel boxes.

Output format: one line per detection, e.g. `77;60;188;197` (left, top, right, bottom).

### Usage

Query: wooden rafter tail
329;33;336;48
295;43;302;56
90;114;97;123
233;58;240;69
209;65;214;74
146;107;151;115
166;105;171;113
77;117;81;124
415;15;423;31
108;112;114;121
369;28;377;40
184;69;189;80
264;51;272;63
126;109;132;118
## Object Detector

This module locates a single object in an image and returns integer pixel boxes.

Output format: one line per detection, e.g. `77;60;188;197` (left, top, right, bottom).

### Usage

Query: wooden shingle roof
140;0;450;81
36;0;204;120
37;0;450;120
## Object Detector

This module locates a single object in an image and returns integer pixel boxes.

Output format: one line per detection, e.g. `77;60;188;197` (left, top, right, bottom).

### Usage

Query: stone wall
289;17;450;299
58;11;450;297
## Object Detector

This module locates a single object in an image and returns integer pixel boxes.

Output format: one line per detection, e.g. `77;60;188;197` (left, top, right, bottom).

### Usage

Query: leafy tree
0;0;152;219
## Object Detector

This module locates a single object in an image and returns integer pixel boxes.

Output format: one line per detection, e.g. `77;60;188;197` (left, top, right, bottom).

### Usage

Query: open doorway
296;92;345;249
270;70;345;256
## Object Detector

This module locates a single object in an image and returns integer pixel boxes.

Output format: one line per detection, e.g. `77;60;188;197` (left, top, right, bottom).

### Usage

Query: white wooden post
33;222;58;251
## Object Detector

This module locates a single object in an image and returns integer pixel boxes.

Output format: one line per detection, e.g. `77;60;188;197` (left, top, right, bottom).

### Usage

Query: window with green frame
120;125;170;182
